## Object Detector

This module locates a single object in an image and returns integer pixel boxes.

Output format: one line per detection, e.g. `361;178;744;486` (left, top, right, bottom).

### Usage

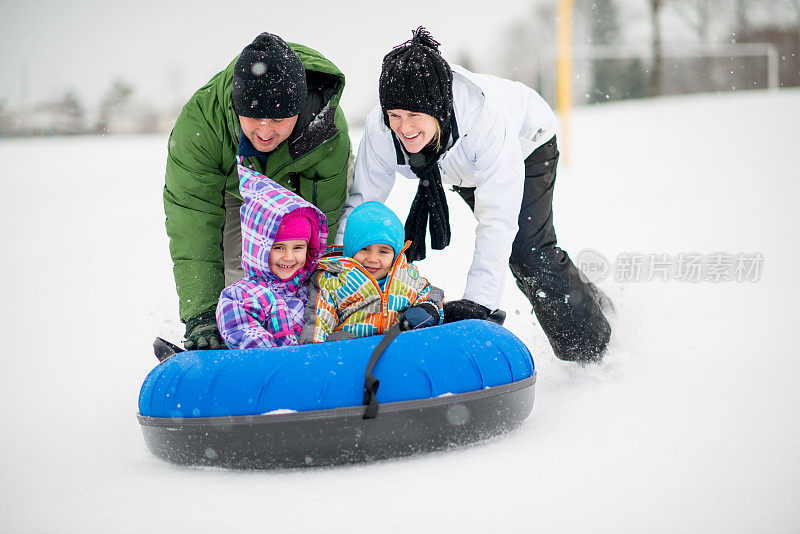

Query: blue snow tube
137;320;536;468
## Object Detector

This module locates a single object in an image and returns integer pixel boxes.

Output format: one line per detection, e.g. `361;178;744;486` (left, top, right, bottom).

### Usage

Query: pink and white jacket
216;159;328;349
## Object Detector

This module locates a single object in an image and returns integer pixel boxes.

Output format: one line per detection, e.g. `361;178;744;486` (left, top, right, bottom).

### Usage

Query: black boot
585;279;615;315
511;249;611;364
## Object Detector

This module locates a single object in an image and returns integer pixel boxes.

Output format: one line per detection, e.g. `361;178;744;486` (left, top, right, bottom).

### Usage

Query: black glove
184;311;225;350
398;303;441;331
443;299;506;326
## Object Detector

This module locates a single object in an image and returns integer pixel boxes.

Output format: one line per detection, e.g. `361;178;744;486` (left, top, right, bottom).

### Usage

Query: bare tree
672;0;714;42
0;99;11;136
52;90;86;133
497;2;557;102
650;0;664;96
97;78;134;133
735;0;748;34
57;90;85;122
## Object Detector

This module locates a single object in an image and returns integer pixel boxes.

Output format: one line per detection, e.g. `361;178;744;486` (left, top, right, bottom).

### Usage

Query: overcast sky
1;0;540;119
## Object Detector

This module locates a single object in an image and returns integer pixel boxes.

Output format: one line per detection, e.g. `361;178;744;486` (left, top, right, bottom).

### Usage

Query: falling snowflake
251;62;267;76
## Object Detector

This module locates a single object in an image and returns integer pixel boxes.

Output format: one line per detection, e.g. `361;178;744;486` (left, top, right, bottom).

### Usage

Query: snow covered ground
1;90;799;533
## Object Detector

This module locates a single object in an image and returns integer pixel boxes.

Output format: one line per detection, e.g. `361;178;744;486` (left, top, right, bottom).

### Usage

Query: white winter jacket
338;65;558;310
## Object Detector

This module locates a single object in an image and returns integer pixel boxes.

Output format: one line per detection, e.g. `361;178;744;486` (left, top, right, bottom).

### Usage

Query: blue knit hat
343;202;405;260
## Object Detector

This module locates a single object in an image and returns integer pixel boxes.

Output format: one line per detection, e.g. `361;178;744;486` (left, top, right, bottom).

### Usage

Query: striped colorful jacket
300;243;444;343
216;159;328;349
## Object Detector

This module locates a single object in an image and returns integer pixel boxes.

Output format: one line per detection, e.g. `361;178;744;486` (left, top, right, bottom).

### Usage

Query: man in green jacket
164;33;352;350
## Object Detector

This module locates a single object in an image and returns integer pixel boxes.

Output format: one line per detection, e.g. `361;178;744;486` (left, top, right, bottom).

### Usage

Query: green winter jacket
164;43;351;323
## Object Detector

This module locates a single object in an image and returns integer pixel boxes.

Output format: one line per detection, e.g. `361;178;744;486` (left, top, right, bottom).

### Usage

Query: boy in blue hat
300;201;444;343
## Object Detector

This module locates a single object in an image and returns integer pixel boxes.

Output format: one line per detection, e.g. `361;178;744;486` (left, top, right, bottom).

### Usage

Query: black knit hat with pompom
379;27;453;130
232;33;307;119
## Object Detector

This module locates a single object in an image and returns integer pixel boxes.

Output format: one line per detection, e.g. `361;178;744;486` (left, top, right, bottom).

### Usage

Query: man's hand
443;299;506;326
184;311;225;350
398;303;441;331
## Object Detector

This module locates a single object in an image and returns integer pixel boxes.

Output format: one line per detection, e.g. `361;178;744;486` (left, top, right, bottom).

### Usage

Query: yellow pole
556;0;575;164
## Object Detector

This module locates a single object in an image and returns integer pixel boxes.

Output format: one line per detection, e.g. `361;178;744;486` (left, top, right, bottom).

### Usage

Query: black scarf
403;149;451;261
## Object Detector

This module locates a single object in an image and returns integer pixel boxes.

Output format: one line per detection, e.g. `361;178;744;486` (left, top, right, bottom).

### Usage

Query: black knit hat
379;27;453;130
232;33;307;119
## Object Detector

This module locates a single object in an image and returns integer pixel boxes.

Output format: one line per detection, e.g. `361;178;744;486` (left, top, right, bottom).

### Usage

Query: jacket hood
238;158;328;283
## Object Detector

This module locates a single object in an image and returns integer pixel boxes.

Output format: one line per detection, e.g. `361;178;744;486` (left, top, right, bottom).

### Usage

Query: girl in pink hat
215;161;328;349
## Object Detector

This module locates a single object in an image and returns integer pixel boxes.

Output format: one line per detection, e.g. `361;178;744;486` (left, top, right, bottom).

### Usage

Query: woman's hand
442;299;506;325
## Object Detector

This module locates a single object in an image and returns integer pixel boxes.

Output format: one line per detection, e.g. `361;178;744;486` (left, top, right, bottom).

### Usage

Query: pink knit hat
275;212;313;243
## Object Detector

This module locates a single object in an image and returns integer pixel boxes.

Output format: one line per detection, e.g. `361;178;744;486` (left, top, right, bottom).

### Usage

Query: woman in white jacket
338;27;611;363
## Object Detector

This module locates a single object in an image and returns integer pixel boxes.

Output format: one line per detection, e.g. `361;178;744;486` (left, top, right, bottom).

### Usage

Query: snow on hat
275;212;313;243
343;202;405;260
379;27;453;130
232;32;308;119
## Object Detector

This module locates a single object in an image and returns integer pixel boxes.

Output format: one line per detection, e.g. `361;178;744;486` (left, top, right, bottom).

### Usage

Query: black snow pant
452;136;611;363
